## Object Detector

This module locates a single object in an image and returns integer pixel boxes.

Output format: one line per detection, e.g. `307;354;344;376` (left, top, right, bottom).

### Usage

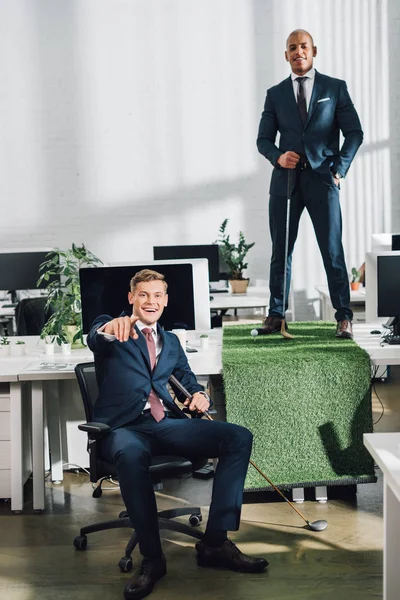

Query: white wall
0;0;398;317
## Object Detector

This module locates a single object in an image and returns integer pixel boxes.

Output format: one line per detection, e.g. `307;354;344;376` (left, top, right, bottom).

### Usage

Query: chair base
73;506;204;572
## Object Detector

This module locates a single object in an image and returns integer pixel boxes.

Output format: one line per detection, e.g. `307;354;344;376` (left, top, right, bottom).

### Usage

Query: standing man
87;269;267;600
257;29;363;339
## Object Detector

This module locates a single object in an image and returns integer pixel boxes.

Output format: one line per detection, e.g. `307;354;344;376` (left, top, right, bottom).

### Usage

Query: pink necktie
142;328;165;422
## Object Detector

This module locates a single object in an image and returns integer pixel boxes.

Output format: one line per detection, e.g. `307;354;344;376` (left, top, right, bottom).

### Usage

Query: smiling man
87;269;267;600
257;29;363;339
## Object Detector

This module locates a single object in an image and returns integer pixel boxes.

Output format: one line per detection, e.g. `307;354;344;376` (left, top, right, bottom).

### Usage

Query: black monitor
79;264;196;333
153;245;220;282
377;255;400;335
0;251;59;302
392;234;400;251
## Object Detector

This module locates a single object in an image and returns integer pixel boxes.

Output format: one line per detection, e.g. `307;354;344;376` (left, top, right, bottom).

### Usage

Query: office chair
15;297;53;335
73;362;207;572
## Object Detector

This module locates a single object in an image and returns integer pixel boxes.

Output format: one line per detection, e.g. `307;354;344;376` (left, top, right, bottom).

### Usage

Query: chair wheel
119;556;133;572
118;510;128;519
189;513;202;527
92;487;102;498
73;535;88;550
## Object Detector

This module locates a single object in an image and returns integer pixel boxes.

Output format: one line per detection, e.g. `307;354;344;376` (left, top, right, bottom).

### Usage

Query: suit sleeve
256;89;283;167
334;81;363;177
87;314;115;353
170;341;213;408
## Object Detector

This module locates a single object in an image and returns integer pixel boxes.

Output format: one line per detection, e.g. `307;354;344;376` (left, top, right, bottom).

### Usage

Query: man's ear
165;294;168;307
313;46;317;58
128;291;134;305
285;50;289;62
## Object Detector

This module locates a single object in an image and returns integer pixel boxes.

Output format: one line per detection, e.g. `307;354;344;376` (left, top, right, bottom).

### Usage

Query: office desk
5;330;222;511
364;433;400;600
352;324;400;366
210;288;269;315
316;284;366;322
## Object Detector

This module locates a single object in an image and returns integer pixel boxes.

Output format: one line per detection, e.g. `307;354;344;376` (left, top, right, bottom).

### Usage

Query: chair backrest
15;297;53;335
74;362;98;424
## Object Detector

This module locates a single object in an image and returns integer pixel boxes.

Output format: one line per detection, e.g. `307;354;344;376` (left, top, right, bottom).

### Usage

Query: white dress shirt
290;68;315;111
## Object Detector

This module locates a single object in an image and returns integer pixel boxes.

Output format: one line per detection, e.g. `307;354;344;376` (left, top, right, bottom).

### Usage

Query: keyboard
1;303;17;308
383;335;400;345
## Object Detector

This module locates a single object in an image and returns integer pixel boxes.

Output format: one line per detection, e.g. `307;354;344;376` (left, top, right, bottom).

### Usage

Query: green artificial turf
222;321;376;491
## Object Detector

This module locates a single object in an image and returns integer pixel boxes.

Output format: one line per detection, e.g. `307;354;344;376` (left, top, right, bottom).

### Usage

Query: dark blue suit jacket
257;70;363;196
87;314;207;429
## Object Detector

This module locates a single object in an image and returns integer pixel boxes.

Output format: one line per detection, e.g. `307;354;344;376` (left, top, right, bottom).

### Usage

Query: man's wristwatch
332;171;342;179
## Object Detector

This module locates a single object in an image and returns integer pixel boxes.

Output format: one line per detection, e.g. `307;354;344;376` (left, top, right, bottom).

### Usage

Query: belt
298;157;311;170
141;408;172;417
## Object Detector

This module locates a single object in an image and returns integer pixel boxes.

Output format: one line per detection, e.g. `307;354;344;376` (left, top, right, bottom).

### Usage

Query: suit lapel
305;70;323;128
283;76;303;128
155;325;170;372
132;325;152;372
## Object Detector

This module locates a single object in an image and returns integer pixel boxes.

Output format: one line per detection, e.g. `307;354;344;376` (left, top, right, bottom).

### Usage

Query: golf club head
280;320;294;339
306;519;328;532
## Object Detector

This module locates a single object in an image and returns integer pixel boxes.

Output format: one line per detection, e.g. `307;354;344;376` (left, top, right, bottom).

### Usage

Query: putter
280;168;294;339
251;167;294;339
169;374;327;532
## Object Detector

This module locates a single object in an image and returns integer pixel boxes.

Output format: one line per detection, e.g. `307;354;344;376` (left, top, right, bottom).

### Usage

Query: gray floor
1;360;397;600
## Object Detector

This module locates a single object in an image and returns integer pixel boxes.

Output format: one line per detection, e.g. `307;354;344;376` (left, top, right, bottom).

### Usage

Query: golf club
280;168;294;339
169;374;327;532
250;167;294;339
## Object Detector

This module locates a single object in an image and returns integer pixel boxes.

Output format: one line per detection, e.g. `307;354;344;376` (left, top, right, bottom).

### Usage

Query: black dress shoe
335;320;353;339
195;539;268;573
124;555;166;600
258;315;286;334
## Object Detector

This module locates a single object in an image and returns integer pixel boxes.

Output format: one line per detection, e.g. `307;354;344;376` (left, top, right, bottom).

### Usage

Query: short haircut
130;269;168;293
286;29;314;48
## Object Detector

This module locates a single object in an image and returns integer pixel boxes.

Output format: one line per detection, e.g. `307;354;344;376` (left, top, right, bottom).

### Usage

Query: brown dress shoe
335;320;353;339
124;555;166;600
258;315;286;334
195;539;268;573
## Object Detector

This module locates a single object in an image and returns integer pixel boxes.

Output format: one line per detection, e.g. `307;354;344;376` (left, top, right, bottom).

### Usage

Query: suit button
142;399;146;403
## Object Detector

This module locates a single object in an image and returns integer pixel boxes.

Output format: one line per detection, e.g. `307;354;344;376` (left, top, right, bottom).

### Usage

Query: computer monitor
153;245;220;283
392;234;400;251
80;261;210;333
377;255;400;335
0;249;59;302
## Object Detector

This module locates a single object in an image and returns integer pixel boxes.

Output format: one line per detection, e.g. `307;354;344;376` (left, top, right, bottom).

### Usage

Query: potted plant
350;267;361;291
12;340;26;357
37;243;102;348
0;336;10;357
217;219;255;294
199;333;209;349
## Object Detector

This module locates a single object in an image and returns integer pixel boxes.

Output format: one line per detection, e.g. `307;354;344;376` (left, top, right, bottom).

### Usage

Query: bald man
257;29;363;339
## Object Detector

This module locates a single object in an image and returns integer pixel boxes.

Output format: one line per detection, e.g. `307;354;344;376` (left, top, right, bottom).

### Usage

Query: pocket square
317;97;330;103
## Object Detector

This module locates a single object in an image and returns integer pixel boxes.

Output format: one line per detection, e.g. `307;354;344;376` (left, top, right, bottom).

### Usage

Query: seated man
87;268;268;600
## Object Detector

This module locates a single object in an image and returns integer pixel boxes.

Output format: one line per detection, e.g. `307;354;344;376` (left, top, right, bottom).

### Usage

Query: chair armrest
78;422;111;437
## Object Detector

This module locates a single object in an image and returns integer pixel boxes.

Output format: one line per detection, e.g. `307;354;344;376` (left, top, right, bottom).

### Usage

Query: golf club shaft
282;168;293;323
168;374;311;526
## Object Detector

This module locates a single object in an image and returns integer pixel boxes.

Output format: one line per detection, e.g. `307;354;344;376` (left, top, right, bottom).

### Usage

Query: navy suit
257;70;363;321
87;315;253;558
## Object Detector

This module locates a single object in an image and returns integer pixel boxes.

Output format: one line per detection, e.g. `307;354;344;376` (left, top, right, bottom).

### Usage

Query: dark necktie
296;77;307;124
142;328;165;422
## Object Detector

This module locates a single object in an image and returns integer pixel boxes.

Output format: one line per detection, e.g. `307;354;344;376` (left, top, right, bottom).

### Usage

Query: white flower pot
11;344;25;357
200;337;209;349
61;342;72;355
45;343;55;355
0;345;10;357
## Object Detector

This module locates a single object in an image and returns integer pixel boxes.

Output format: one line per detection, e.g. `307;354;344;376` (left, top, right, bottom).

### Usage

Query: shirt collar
136;321;157;336
291;67;315;81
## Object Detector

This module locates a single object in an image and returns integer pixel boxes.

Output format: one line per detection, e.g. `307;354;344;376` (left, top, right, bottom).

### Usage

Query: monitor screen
392;234;400;251
0;251;59;293
153;245;220;282
79;264;196;333
377;255;400;318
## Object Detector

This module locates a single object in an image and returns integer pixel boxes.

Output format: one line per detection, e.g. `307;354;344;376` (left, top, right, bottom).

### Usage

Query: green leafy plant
0;336;10;345
37;243;102;346
216;219;255;280
15;340;25;345
351;267;361;283
200;334;209;338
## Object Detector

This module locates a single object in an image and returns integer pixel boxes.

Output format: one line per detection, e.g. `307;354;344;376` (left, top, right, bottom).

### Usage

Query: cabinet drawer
0;412;10;440
0;397;10;412
0;470;11;498
0;441;10;469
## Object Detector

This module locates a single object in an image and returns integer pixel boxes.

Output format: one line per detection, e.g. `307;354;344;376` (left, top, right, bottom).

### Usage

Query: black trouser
100;413;253;558
268;167;352;322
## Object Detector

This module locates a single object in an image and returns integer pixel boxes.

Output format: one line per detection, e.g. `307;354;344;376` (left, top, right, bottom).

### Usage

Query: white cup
45;343;55;355
200;336;209;349
171;329;187;351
